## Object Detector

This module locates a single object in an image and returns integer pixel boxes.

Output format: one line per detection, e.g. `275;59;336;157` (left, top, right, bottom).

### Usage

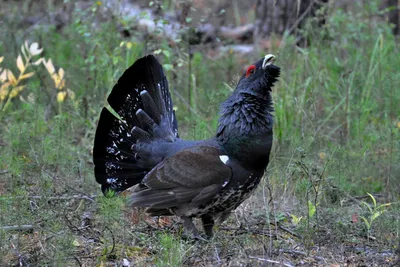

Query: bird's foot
180;216;208;242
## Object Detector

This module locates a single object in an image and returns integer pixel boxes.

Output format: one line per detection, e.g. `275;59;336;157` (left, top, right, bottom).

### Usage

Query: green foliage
360;193;391;236
98;193;125;225
155;234;185;267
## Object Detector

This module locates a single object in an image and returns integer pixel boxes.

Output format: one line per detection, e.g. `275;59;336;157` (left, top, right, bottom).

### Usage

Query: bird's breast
187;171;263;218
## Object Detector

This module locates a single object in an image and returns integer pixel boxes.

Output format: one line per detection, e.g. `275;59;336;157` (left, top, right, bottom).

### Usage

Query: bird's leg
201;214;215;238
181;216;200;237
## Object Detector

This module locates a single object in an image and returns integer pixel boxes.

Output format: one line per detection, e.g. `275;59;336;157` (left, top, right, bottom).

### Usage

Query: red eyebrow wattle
245;65;256;77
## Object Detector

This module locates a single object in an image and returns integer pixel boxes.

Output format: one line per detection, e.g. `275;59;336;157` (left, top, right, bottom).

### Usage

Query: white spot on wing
222;180;229;187
107;178;117;184
219;155;229;164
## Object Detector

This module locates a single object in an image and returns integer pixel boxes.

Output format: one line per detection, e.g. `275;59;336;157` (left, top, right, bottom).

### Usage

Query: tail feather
93;55;179;194
136;109;156;132
107;55;178;139
93;108;146;193
140;90;161;124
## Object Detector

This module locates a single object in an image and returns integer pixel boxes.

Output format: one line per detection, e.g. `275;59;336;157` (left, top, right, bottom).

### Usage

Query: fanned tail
93;55;178;194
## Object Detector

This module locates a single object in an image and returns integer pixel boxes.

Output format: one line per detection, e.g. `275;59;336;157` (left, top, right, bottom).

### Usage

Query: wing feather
130;146;232;209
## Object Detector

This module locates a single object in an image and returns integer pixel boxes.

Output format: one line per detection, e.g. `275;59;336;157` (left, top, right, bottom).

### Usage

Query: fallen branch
278;249;326;263
273;223;301;238
219;226;273;237
1;224;34;231
0;194;98;202
9;239;27;266
249;256;295;267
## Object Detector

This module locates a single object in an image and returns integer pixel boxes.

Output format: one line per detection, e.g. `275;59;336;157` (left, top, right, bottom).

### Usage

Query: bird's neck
216;92;273;170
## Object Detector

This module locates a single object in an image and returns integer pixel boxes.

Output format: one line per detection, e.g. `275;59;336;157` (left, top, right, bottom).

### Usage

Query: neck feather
215;92;273;170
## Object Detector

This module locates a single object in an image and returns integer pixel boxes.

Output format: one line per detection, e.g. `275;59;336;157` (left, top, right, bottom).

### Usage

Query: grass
0;0;399;266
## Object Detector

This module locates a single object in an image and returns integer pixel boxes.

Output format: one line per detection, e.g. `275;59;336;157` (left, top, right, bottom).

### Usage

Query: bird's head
234;54;280;97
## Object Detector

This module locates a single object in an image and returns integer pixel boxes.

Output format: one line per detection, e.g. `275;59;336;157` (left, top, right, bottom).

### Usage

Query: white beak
262;54;276;69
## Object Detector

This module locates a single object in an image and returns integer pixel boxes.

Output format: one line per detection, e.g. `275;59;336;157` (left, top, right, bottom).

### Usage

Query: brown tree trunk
254;0;329;39
384;0;399;35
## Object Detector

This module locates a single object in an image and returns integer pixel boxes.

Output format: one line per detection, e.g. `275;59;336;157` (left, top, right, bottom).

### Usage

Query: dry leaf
0;83;10;100
27;92;36;104
352;213;358;223
16;55;25;73
7;70;17;86
0;69;8;82
9;85;25;98
24;41;30;54
67;88;75;100
44;59;55;74
20;72;35;80
21;44;28;61
58;68;65;80
52;73;60;88
52;73;65;89
32;58;44;66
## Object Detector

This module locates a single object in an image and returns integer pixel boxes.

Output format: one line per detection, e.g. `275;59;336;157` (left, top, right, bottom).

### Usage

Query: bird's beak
262;54;276;70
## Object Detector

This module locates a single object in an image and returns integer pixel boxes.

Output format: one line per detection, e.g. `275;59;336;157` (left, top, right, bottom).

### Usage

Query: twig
9;238;26;266
0;194;97;202
278;249;326;262
73;256;82;267
278;225;301;238
44;230;65;242
286;0;317;35
103;226;116;257
279;249;307;256
1;225;34;231
249;256;295;267
214;246;221;265
270;223;301;238
63;206;82;233
219;226;273;237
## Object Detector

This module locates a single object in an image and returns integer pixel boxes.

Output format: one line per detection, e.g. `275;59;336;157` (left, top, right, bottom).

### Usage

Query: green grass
0;0;399;265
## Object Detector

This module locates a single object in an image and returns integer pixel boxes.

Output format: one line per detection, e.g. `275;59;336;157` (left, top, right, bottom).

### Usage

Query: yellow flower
57;91;67;103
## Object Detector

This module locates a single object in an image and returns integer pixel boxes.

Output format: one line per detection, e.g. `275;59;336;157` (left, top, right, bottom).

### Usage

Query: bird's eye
245;65;256;78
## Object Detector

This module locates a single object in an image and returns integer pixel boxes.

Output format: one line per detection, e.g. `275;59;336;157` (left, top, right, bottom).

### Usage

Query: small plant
0;42;42;110
290;213;303;226
155;233;184;267
308;200;318;220
0;41;75;112
37;58;75;104
360;193;391;239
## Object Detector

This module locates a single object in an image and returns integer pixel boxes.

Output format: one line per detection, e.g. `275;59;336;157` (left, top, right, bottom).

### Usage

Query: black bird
93;54;280;237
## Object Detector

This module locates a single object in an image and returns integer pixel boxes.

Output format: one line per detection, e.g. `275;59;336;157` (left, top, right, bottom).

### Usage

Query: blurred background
0;0;399;266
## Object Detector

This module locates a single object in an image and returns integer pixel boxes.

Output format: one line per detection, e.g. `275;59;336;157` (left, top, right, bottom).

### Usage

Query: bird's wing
130;146;232;209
